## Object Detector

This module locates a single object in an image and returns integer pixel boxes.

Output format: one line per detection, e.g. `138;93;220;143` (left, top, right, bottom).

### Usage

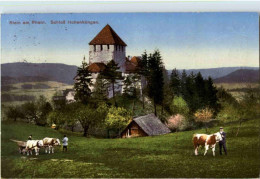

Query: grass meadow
2;118;259;178
214;83;260;100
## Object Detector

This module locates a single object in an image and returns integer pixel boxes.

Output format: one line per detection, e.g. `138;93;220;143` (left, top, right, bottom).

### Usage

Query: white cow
26;140;44;155
192;132;222;156
42;137;61;154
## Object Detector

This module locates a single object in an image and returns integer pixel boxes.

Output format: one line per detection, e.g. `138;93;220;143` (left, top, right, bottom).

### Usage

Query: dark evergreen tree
180;70;187;97
123;73;141;112
74;57;92;104
100;59;123;107
169;68;181;97
194;72;206;108
147;49;164;116
92;74;108;103
138;51;149;109
205;76;220;114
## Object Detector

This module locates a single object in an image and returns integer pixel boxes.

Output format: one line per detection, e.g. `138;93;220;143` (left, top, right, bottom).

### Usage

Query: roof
124;60;137;73
132;113;171;136
89;24;127;46
130;56;141;65
88;62;107;73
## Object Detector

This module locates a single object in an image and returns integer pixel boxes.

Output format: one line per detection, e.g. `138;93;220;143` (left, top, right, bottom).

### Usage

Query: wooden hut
121;113;171;138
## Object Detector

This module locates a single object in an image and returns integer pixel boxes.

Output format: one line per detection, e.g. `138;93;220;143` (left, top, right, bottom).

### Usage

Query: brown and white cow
192;132;222;156
42;137;61;154
26;140;44;155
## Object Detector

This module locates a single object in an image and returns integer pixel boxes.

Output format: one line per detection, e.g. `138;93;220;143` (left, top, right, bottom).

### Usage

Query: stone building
88;24;127;72
86;24;144;98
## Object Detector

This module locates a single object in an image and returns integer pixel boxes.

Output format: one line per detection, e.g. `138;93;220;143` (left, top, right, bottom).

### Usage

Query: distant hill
1;63;78;85
1;63;259;85
214;69;259;83
168;67;258;79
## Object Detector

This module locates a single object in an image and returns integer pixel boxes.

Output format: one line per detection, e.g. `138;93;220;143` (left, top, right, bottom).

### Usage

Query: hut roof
89;24;127;46
133;113;171;136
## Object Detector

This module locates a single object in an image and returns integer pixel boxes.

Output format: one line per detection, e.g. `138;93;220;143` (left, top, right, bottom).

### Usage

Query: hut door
127;129;131;137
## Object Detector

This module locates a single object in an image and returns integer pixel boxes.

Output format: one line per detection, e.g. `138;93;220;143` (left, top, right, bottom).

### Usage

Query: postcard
1;12;259;178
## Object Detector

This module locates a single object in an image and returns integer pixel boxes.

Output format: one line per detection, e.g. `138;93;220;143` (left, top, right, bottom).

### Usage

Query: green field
214;83;260;100
2;118;260;178
2;81;73;105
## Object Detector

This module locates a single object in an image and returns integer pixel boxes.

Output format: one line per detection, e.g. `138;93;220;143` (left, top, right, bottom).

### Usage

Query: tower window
107;44;109;50
100;45;103;51
119;46;121;51
94;45;96;52
116;45;117;51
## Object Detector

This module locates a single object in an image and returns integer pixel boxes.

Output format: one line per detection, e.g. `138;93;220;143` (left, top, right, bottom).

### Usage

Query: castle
87;24;143;98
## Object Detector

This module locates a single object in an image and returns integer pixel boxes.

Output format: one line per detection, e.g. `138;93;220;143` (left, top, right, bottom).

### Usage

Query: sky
1;12;259;69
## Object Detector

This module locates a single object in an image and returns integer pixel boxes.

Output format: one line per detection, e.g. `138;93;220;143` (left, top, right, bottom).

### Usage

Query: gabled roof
89;24;127;46
88;62;107;73
130;56;141;65
124;60;137;73
132;113;171;136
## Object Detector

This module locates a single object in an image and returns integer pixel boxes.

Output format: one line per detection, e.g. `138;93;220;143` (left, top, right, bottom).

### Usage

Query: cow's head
52;138;61;146
214;132;223;142
37;140;44;147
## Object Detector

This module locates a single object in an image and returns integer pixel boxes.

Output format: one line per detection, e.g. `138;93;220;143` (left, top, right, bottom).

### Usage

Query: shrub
170;96;189;117
5;105;24;121
167;114;189;131
194;107;213;133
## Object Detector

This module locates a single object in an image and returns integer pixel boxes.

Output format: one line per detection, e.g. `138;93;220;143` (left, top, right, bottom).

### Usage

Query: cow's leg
195;145;199;156
52;147;54;153
45;147;48;153
48;146;51;154
212;145;216;156
204;145;209;156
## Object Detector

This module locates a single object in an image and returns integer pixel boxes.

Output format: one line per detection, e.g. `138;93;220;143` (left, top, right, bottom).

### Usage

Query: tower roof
89;24;127;46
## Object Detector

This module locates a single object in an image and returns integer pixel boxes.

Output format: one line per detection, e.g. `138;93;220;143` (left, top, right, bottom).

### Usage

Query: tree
105;106;132;138
205;77;219;114
194;72;206;109
36;95;53;126
20;101;39;123
170;96;189;117
146;49;164;116
100;60;123;107
47;110;65;130
5;105;24;122
123;73;141;112
169;68;181;97
139;51;149;109
62;103;80;132
92;74;108;103
74;57;92;104
77;103;108;137
194;107;213;133
180;70;187;97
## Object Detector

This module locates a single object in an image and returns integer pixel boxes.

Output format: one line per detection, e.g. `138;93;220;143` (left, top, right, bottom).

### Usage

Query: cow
192;132;223;156
26;140;44;155
42;137;61;154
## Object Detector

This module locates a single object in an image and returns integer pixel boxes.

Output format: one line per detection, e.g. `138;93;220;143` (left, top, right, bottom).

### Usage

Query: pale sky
1;13;259;69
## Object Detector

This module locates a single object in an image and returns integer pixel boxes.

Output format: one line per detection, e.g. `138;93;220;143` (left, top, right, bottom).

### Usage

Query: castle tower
89;24;127;72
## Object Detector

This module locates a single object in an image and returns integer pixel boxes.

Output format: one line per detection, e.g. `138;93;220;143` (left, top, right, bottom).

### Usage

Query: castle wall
89;45;114;64
89;45;126;72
